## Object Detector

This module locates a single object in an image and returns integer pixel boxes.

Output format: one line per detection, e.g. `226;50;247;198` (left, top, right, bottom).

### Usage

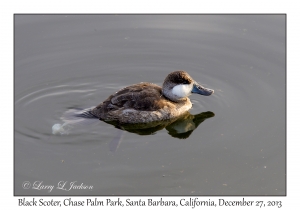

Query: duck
85;71;214;124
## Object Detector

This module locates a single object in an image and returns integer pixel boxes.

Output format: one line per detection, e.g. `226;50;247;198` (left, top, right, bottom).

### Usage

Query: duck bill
191;83;214;96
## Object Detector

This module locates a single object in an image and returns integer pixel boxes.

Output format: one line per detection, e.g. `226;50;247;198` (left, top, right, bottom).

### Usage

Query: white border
2;0;297;209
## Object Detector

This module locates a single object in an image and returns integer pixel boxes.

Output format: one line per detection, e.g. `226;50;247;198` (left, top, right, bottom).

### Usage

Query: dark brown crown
163;71;193;85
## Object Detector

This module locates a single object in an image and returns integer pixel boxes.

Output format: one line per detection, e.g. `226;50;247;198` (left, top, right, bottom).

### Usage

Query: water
15;15;285;195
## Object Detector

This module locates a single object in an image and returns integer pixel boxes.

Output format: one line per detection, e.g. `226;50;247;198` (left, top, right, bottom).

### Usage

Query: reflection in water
53;108;214;139
106;111;215;139
166;111;215;139
52;109;214;151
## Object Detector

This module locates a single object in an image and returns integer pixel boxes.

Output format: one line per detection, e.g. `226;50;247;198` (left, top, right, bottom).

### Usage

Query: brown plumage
90;71;213;124
91;82;190;123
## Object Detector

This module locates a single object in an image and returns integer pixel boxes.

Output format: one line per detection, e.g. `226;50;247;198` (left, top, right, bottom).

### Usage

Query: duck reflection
106;111;215;139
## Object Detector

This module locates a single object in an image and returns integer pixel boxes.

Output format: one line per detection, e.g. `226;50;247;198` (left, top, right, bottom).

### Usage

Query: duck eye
183;80;189;84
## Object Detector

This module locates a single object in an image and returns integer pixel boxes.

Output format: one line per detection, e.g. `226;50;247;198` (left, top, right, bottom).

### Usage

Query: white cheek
172;84;192;98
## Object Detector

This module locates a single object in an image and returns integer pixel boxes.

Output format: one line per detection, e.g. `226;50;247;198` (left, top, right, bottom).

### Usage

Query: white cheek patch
172;84;192;98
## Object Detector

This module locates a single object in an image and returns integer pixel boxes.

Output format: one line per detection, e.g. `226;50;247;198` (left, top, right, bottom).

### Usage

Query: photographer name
22;181;93;192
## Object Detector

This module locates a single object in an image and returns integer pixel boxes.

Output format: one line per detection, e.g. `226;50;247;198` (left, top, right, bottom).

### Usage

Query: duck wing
92;83;168;118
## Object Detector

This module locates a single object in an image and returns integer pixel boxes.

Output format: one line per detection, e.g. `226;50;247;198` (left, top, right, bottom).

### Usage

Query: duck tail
61;107;97;121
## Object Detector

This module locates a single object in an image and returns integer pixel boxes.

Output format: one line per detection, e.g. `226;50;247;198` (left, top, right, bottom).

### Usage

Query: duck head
162;71;214;102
